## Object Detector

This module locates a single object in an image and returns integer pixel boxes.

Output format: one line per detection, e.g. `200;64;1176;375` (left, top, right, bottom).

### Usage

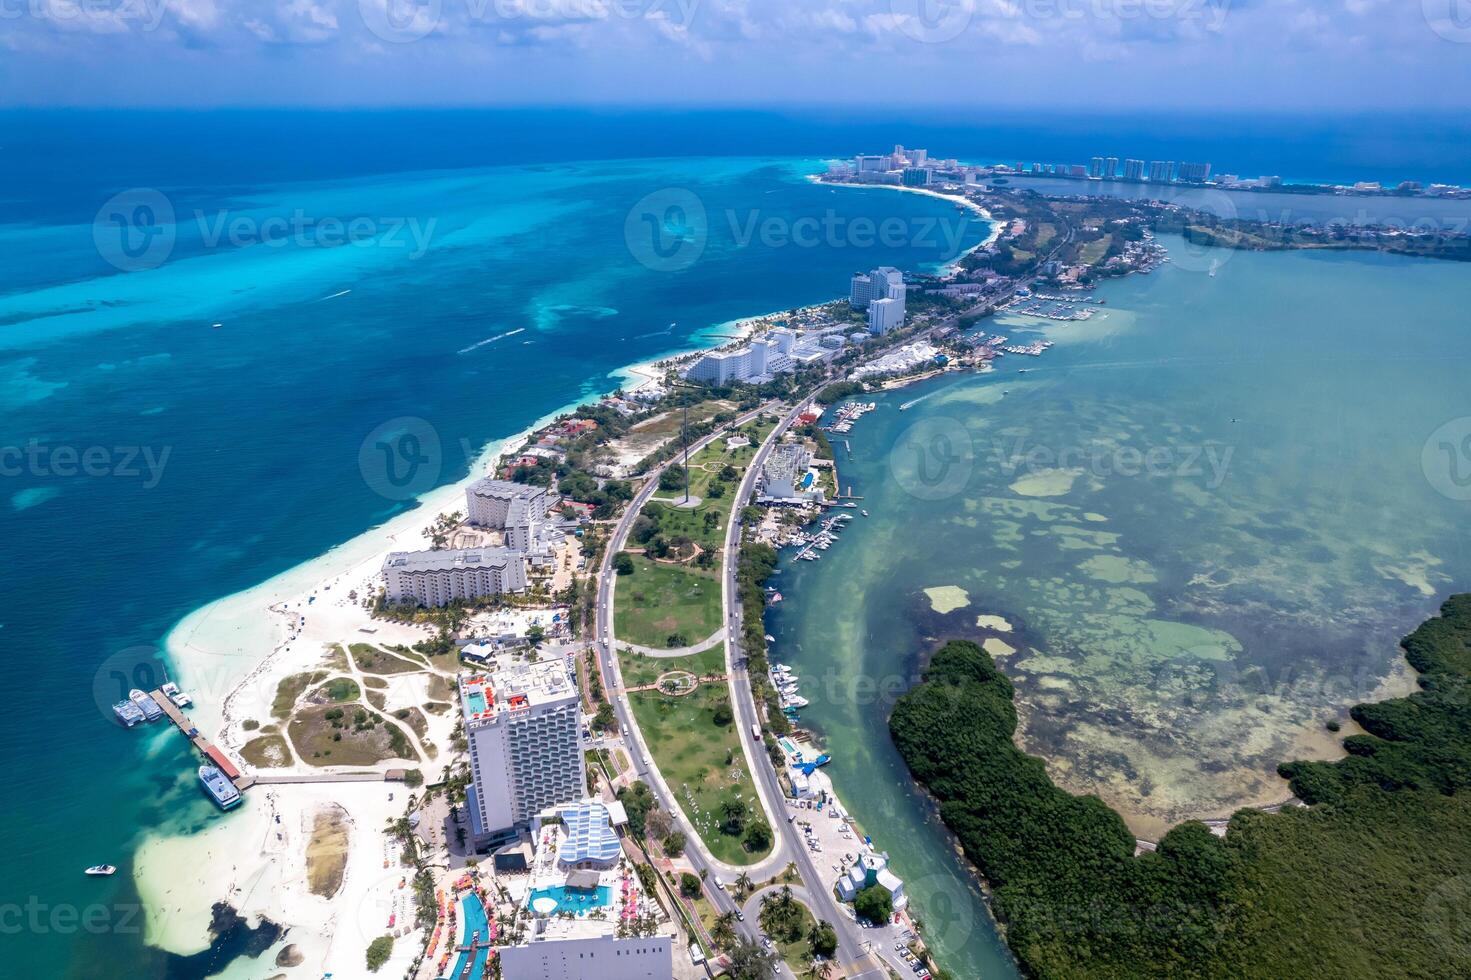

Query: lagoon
767;234;1471;976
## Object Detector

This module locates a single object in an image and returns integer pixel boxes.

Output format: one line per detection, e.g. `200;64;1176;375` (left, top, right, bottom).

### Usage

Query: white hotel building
461;660;585;847
381;547;528;608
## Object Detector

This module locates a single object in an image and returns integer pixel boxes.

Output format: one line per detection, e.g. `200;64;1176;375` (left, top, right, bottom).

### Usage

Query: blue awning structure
558;802;621;865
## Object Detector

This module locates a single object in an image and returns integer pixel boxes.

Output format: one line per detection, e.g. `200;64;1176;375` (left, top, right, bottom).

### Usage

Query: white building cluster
851;340;939;380
683;326;848;385
382;478;564;608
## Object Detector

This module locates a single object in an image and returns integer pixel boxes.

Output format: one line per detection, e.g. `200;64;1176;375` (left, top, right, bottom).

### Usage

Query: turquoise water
4;110;1470;979
0;121;984;979
528;884;613;915
768;236;1471;977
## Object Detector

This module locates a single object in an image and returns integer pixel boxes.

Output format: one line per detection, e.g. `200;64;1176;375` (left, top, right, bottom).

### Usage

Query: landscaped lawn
619;643;727;690
627;683;772;866
614;560;723;649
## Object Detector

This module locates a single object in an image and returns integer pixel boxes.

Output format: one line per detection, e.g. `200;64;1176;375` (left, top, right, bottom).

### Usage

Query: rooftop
458;658;578;725
556;802;622;866
383;547;520;574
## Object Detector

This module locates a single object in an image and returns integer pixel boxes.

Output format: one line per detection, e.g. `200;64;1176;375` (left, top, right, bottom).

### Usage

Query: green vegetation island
889;594;1471;978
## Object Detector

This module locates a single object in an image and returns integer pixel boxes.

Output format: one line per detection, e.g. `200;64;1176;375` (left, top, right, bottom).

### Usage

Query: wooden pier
149;688;250;791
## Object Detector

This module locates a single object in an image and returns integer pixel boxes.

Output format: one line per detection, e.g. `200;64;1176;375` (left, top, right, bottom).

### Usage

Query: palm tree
812;958;833;979
735;871;753;898
712;911;737;949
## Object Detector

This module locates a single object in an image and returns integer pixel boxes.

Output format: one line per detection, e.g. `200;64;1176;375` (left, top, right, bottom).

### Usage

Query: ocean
2;109;1469;979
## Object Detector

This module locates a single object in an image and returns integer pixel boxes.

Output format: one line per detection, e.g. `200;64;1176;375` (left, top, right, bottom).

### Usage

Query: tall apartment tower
461;660;586;846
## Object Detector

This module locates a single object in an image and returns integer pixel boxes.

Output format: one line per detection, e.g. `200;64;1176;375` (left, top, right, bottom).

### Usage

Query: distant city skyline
3;0;1468;109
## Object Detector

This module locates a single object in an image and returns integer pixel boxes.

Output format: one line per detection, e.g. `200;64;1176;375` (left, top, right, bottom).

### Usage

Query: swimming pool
439;892;490;980
527;884;612;915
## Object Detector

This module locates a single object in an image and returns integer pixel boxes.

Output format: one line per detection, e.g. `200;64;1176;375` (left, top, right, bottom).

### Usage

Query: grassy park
628;683;772;866
618;642;727;690
614;560;723;648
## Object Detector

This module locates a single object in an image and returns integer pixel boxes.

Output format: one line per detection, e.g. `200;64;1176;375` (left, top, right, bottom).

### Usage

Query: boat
112;700;146;727
129;688;163;722
199;765;242;810
84;865;116;876
161;681;192;708
861;510;869;517
783;695;810;709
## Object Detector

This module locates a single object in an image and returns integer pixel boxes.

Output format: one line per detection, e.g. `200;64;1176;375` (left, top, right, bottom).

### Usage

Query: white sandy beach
137;310;771;975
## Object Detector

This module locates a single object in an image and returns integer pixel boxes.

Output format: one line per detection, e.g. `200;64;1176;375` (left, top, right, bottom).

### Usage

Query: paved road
718;398;887;978
593;404;788;944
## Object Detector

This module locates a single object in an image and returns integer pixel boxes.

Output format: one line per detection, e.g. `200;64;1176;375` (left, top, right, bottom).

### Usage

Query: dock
149;688;249;790
150;690;411;794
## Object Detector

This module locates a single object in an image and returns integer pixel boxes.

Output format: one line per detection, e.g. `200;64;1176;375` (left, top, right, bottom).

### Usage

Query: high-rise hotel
461;659;586;848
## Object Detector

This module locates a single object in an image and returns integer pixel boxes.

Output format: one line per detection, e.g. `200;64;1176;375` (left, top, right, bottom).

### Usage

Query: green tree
853;884;893;925
662;830;686;857
613;551;636;576
724;935;778;980
365;935;394;972
679;872;702;898
808;919;838;958
743;820;772;852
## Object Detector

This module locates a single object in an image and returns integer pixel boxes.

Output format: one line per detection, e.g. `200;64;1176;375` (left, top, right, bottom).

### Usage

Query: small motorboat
85;865;116;877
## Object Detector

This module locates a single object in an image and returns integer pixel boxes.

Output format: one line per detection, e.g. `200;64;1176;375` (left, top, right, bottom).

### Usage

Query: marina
824;401;878;434
1005;297;1097;321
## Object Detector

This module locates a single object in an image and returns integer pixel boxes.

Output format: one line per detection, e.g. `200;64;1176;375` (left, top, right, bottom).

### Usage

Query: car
735;910;744;922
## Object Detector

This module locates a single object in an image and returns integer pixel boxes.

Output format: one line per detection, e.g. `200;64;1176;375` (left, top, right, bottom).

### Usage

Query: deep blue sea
3;109;1470;980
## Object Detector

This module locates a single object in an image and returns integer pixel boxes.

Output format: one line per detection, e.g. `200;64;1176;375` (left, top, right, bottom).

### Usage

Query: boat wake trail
458;327;526;355
317;289;352;301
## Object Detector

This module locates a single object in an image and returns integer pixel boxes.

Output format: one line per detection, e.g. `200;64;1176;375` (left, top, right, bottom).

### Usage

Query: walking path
620;627;727;658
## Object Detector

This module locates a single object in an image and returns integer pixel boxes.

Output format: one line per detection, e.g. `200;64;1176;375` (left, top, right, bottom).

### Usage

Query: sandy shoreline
139;287;816;975
139;173;998;977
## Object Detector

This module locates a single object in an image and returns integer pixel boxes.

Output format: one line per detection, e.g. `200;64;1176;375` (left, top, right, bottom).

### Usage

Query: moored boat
84;865;116;876
113;700;146;727
161;681;192;708
199;765;242;810
129;688;163;722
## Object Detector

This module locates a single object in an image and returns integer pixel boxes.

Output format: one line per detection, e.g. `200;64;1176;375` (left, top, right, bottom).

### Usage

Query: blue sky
2;0;1468;108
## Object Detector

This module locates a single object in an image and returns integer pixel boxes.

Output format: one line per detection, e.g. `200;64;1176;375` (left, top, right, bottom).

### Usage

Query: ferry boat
199;765;242;810
113;699;146;727
129;688;163;723
161;681;192;708
84;865;116;877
